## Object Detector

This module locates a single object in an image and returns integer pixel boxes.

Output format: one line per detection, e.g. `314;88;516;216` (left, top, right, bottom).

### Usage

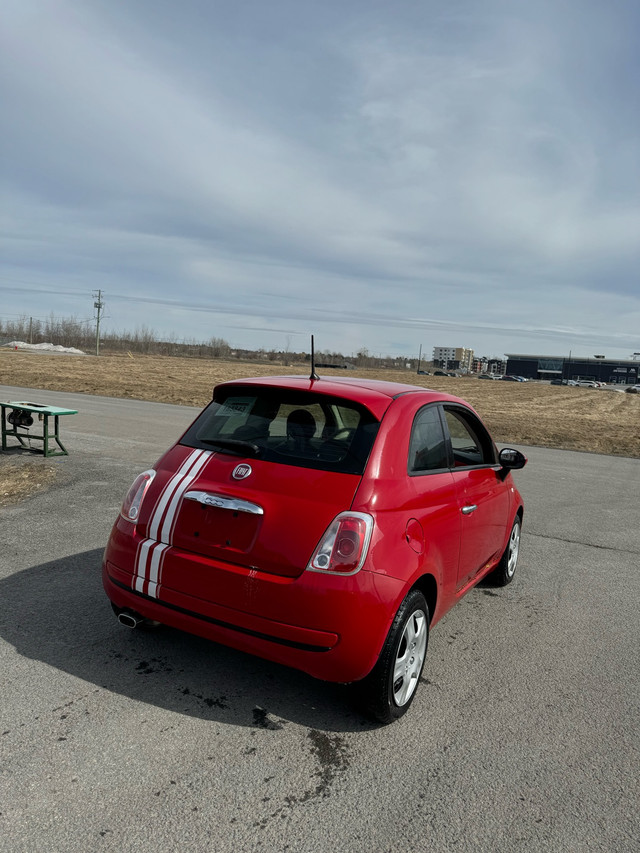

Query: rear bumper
103;526;405;683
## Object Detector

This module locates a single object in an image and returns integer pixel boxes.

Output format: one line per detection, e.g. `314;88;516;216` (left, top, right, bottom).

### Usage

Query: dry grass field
1;349;639;464
0;460;57;507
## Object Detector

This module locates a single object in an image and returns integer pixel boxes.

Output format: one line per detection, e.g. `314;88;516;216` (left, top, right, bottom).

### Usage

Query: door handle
185;490;264;515
461;504;477;515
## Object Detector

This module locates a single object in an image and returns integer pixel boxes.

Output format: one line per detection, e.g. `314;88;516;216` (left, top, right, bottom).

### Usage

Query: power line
0;282;88;297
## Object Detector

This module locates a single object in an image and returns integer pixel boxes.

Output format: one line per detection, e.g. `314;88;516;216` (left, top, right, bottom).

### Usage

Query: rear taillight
120;469;156;522
307;512;373;575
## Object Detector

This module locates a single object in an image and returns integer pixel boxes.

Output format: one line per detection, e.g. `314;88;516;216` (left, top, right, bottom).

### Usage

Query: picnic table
0;401;78;457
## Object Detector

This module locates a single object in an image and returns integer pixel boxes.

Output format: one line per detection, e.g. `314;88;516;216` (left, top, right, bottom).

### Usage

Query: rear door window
180;388;380;475
442;406;497;467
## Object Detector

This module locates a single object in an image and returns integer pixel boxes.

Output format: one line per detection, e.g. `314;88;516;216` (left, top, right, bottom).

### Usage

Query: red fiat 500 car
103;375;526;723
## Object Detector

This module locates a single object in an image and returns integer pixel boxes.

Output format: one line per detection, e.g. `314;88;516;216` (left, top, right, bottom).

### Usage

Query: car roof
216;375;468;420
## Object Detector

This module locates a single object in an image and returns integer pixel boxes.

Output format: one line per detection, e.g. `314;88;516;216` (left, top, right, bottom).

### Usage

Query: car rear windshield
180;387;380;475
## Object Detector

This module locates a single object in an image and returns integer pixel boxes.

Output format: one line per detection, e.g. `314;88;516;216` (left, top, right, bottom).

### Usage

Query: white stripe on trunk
133;448;211;599
148;450;207;541
160;451;211;544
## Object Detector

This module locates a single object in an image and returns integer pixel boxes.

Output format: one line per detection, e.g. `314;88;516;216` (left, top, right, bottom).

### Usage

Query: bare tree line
0;313;421;370
0;314;235;358
1;314;95;350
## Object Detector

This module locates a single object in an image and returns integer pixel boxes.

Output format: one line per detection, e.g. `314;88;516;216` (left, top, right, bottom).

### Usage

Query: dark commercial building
505;354;639;385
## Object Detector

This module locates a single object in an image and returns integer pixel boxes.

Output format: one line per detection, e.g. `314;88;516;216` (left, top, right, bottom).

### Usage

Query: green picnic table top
1;401;78;416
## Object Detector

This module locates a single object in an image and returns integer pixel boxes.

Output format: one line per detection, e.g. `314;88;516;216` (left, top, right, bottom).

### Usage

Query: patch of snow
3;341;86;355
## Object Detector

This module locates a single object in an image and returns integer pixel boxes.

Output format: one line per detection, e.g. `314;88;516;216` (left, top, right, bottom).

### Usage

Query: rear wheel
357;589;429;724
489;517;521;586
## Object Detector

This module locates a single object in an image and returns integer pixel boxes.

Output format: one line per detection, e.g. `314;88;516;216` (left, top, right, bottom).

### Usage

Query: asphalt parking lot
1;386;639;853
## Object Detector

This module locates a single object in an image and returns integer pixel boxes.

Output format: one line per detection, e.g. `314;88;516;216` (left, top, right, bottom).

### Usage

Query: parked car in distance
576;380;598;388
625;384;640;394
433;370;449;376
103;375;527;724
478;373;497;380
500;375;520;382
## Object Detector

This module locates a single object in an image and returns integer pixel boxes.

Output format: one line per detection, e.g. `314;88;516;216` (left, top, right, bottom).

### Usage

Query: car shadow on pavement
0;549;378;733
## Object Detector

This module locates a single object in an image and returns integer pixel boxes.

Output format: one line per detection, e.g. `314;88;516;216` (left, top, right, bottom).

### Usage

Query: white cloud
1;0;638;358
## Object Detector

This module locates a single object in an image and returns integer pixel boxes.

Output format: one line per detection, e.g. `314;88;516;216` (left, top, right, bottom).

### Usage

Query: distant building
487;358;506;376
432;346;474;372
505;354;639;384
471;356;505;375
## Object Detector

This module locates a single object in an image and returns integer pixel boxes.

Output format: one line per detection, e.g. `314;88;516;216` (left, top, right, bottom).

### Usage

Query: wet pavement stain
180;687;229;710
252;707;283;730
253;728;351;829
306;729;350;798
134;657;174;675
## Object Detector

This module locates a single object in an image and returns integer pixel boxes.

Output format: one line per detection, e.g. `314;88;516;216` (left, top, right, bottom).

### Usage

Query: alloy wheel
392;609;428;706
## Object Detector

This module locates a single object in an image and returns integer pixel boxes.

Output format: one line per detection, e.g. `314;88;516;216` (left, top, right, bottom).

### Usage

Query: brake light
120;469;156;522
307;512;373;575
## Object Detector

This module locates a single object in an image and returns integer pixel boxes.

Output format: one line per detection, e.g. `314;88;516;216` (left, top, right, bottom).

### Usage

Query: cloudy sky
2;0;639;359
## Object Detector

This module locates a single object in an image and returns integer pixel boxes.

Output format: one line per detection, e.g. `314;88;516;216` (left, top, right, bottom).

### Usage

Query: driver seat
285;409;316;455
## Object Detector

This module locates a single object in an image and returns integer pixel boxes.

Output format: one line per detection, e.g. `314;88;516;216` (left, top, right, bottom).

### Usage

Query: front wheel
489;517;522;586
356;589;429;724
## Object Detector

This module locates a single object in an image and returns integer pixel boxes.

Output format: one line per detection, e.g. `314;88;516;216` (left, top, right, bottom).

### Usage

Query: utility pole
93;290;104;356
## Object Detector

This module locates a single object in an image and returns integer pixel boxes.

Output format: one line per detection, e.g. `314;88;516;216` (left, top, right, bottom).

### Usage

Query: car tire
488;517;522;586
356;589;429;724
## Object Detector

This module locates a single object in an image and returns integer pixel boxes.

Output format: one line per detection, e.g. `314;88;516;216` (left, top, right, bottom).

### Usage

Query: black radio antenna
310;335;319;381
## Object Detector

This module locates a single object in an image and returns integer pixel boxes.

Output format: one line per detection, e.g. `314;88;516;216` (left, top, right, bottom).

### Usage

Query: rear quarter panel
352;394;524;625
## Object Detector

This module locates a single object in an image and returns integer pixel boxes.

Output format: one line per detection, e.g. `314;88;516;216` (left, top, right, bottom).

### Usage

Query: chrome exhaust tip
117;610;143;629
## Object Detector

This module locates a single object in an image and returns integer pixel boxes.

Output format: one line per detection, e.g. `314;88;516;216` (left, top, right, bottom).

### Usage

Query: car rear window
180;387;380;475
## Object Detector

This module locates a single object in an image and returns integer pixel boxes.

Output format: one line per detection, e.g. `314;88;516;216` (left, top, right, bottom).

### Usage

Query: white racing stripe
146;543;170;598
160;450;211;544
133;538;156;593
133;539;169;598
148;449;209;541
133;448;211;598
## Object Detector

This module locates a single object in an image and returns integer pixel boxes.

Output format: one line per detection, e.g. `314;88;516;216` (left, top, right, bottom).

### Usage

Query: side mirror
498;448;527;472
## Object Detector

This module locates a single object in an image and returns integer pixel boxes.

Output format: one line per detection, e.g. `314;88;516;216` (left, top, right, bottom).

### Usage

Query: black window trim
441;403;499;470
408;402;498;477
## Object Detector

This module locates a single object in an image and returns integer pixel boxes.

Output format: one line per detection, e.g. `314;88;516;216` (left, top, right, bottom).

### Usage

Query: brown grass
2;349;639;459
0;459;58;507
